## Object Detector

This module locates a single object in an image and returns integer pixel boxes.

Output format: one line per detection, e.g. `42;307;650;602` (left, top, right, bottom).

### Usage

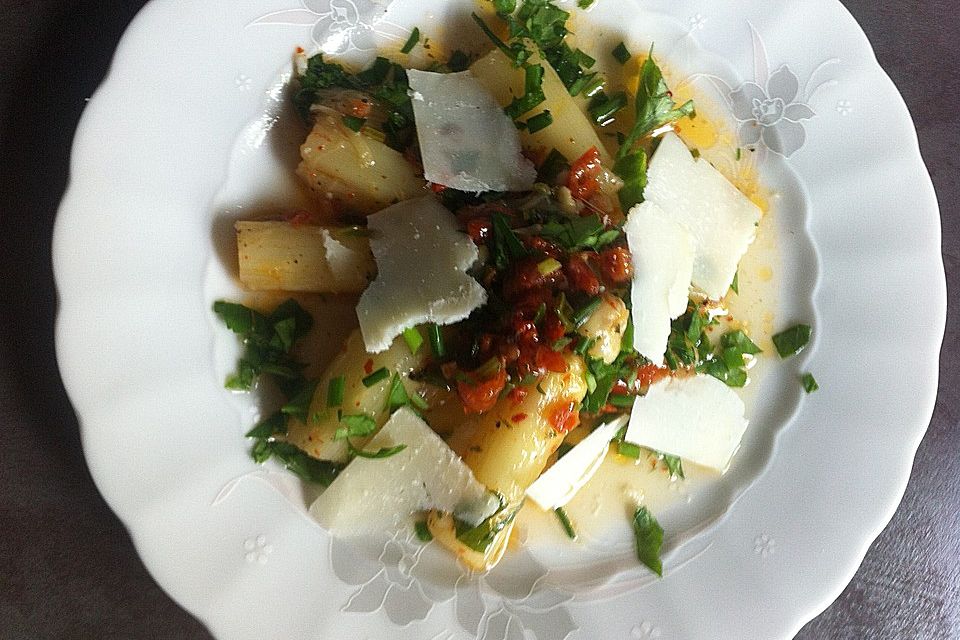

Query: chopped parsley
335;413;377;440
772;324;812;358
341;115;366;132
588;90;628;126
802;372;819;393
491;212;527;269
613;149;647;210
616;48;695;161
281;380;319;421
611;42;631;64
632;506;664;576
415;520;434;542
539;214;620;251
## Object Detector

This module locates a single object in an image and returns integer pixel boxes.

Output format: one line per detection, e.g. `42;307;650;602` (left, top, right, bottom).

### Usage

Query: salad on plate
215;0;812;576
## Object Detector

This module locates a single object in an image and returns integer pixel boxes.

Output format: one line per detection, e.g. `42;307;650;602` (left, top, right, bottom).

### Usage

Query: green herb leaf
415;520;434;542
348;440;408;459
613;150;647;210
772;324;812;358
572;296;603;329
617;440;642;459
730;270;740;295
491;212;527;269
611;42;631;64
802;372;819;393
400;27;421;54
588;90;628;126
660;453;685;479
341;115;366;132
245;412;288;440
281;380;320;421
539;214;616;251
266;441;344;486
617;49;695;160
538;148;570;184
577;0;595;8
456;496;517;553
632;506;664;577
554;507;578;540
336;413;377;440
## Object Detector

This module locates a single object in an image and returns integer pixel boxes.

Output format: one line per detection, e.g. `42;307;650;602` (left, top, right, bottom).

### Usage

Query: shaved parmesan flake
357;196;487;353
644;132;762;299
407;69;537;192
310;407;499;537
625;201;695;364
526;416;628;510
625;375;748;472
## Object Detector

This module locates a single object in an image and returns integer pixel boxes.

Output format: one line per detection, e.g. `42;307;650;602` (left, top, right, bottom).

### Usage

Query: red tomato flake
595;246;633;285
567;147;603;201
565;254;601;296
535;346;568;373
350;98;372;118
636;363;670;389
466;217;492;243
542;310;566;343
546;399;580;433
457;365;507;414
429;182;447;194
511;413;528;423
508;386;529;404
363;359;374;375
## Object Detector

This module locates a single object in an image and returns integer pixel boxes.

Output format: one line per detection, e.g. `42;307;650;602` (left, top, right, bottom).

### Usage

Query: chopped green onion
429;324;446;359
802;372;819;393
362;367;390;388
618;440;642;459
505;64;546;118
403;326;424;354
525;109;554;133
341;115;366;132
400;27;420;54
588;90;628;126
736;147;743;161
772;324;812;358
554;507;578;540
537;257;563;275
572;296;603;328
612;42;631;64
326;375;346;408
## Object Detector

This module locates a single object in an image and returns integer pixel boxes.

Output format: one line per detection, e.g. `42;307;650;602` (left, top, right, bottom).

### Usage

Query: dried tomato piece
502;256;567;301
567;147;604;201
596;245;633;285
565;253;601;296
545;399;580;433
457;363;508;414
535;346;568;373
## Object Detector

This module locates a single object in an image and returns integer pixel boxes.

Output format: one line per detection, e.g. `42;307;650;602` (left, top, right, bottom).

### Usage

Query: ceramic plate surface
54;0;945;638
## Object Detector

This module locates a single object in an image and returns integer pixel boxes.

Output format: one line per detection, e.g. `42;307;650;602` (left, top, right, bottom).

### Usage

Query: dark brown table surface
1;1;956;638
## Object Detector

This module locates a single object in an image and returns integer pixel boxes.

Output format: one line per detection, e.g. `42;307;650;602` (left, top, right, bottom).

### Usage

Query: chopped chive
348;440;407;459
415;520;434;542
618;440;642;459
525;109;554;133
736;147;742;161
575;48;596;69
772;324;812;358
612;42;631;64
802;372;819;393
505;64;546;118
341;115;366;132
400;27;420;54
537;257;562;275
577;0;595;8
690;148;701;158
362;367;390;388
554;507;578;540
326;375;346;408
429;324;446;358
572;296;603;328
403;326;424;354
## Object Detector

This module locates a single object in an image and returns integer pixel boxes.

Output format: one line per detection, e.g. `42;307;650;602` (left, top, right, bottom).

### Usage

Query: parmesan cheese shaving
407;69;537;192
357;196;487;353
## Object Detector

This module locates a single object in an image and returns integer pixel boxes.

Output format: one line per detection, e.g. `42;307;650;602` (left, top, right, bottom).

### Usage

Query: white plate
53;0;945;638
